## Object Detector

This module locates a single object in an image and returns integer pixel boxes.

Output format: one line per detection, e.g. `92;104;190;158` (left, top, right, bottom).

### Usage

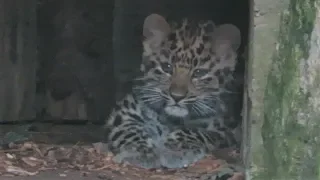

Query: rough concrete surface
251;0;320;179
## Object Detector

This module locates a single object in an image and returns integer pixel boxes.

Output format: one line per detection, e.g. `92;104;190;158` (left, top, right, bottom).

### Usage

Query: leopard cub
104;14;242;171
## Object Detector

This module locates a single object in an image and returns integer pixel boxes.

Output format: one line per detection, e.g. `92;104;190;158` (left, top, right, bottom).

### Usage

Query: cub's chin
164;105;189;118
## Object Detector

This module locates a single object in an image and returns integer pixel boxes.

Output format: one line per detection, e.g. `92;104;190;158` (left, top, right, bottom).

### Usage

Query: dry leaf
47;150;57;164
4;160;13;166
21;142;33;150
21;157;44;167
59;173;67;177
92;142;108;154
6;153;15;159
187;156;222;174
6;165;38;176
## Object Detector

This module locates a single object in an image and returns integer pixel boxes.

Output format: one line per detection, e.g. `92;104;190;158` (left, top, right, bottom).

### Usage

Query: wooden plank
0;0;37;122
37;0;115;124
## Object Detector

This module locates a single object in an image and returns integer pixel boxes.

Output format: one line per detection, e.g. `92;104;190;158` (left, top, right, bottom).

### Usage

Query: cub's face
134;14;241;119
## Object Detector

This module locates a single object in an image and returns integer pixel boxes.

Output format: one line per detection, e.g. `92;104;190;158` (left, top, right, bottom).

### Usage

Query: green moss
252;0;319;179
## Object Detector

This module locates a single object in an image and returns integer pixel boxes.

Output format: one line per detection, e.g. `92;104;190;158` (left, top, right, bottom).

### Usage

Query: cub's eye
193;69;209;78
161;63;173;74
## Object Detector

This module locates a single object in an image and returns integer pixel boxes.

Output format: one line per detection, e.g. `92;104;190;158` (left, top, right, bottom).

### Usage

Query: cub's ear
212;24;241;56
143;14;170;48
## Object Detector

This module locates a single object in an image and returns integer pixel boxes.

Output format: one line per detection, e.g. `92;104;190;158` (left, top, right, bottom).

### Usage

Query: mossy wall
250;0;320;179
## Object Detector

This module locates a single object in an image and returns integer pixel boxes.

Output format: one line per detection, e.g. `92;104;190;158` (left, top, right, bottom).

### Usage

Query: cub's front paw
112;147;161;169
159;148;206;169
159;129;207;168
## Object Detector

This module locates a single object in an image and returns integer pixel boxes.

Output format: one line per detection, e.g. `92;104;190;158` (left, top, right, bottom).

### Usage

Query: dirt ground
1;169;108;180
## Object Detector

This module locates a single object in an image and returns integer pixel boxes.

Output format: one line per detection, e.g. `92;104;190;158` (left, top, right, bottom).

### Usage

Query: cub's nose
170;92;186;102
169;79;188;102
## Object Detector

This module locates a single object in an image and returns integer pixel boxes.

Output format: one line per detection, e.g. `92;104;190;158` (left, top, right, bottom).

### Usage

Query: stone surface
250;0;320;179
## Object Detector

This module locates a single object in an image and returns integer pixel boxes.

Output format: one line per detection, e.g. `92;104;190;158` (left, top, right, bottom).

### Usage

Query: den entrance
0;0;251;179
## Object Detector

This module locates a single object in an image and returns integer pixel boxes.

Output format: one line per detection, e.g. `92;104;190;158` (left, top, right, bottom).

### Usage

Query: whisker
133;87;160;92
140;96;162;102
191;104;202;116
181;98;196;103
218;88;241;94
138;94;161;98
195;100;217;114
193;103;210;116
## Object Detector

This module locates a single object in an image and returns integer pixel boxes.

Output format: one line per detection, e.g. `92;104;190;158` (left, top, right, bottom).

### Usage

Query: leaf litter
0;141;244;180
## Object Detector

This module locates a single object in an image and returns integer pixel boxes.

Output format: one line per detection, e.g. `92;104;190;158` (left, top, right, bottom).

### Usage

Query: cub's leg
105;96;161;169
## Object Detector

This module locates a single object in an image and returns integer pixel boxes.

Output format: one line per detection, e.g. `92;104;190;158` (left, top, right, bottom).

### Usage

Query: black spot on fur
190;49;195;57
212;88;219;92
218;76;224;84
132;137;140;142
156;126;163;136
132;97;138;104
176;132;185;137
176;137;183;141
161;50;170;58
200;56;211;65
145;60;156;71
123;133;136;139
218;127;227;131
214;122;221;128
209;62;215;69
123;122;138;128
181;129;192;135
114;104;122;111
169;33;176;41
204;77;213;84
223;67;231;76
113;115;122;127
195;132;206;143
197;29;201;36
123;100;129;108
193;59;198;67
192;37;196;44
129;114;144;123
118;139;127;147
186;135;198;141
154;69;162;75
179;30;183;37
185;24;190;31
130;102;136;109
214;69;221;76
111;130;124;141
171;55;177;63
203;133;213;144
203;23;214;33
196;44;204;54
202;35;210;42
170;43;177;50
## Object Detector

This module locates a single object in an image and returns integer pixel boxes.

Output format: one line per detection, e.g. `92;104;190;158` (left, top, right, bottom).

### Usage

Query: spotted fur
104;14;243;178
